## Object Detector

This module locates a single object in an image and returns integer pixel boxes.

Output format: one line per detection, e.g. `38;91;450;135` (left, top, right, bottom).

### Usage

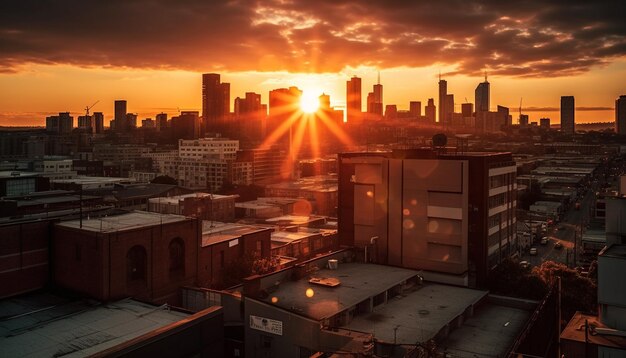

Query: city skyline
1;1;625;126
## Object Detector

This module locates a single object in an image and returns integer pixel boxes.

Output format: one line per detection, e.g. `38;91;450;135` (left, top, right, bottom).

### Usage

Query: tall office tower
58;112;74;134
93;112;104;134
497;105;510;129
156;113;168;131
560;96;575;134
444;94;454;125
366;92;375;113
385;105;398;119
171;111;201;140
46;115;60;132
409;101;421;118
425;98;436;123
319;93;331;110
202;73;229;134
539;117;550;130
461;103;473;118
267;87;302;139
519;114;529;126
475;77;490;114
126;113;137;129
114;100;127;132
78;115;93;132
346;76;362;123
372;78;383;116
235;92;262;115
615;95;626;135
221;82;230;115
438;77;447;123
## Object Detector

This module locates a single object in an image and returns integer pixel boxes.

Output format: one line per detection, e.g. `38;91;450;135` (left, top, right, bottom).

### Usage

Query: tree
532;261;597;321
488;258;548;300
151;175;178;185
221;252;280;289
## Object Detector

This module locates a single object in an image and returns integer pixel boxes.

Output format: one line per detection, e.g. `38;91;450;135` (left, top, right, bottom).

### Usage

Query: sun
300;91;319;113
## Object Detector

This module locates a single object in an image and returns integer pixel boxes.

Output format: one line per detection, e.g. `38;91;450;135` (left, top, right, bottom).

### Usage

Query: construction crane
85;100;99;116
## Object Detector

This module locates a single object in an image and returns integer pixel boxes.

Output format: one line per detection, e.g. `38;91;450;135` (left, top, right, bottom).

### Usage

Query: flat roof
600;244;626;259
561;312;626;349
0;293;188;357
0;171;40;179
52;176;135;184
202;221;269;247
343;283;487;344
265;215;324;224
149;192;236;205
56;210;192;233
271;230;319;243
443;302;530;357
259;263;420;321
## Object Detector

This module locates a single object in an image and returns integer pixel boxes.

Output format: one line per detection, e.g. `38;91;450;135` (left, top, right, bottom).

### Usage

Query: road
522;184;596;268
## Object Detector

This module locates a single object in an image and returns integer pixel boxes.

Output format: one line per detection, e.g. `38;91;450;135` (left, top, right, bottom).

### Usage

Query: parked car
530;247;538;255
519;261;530;269
555;241;563;249
540;237;548;245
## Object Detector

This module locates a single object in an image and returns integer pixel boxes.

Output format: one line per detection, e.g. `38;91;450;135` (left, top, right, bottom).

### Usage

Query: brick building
53;211;200;305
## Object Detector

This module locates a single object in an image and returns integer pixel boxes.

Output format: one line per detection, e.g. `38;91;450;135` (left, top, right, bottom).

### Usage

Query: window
169;238;185;275
127;245;147;282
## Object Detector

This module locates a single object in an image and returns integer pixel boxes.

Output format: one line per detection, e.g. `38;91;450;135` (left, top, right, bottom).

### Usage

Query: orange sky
2;1;625;127
1;61;624;127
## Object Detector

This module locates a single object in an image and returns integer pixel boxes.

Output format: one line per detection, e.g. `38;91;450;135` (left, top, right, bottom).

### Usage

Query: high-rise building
384;105;397;119
519;114;529;126
560;96;575;134
461;103;473;118
93;112;104;134
425;98;436;123
615;95;626;135
171;111;201;140
438;78;447;123
114;100;127;132
202;73;230;134
58;112;73;134
156;113;168;131
126;113;137;129
409;101;421;118
475;79;490;114
346;76;362;123
267;87;302;140
78;115;93;132
497;105;510;128
539;117;550;130
338;149;517;288
444;94;454;125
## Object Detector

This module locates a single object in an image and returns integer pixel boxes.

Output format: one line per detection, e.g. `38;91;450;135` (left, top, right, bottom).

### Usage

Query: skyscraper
425;98;436;123
560;96;575;134
409;101;421;118
475;78;490;114
93;112;104;134
202;73;230;134
114;100;127;132
346;76;362;123
616;95;626;135
438;77;447;123
267;87;302;139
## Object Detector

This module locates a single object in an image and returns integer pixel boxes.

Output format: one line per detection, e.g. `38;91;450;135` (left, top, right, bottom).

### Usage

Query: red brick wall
53;217;200;305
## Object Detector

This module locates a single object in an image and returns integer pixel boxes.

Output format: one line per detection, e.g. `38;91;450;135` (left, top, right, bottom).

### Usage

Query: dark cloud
0;0;624;76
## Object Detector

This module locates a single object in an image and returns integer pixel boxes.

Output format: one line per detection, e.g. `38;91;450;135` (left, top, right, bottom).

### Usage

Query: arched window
169;238;185;275
127;245;147;282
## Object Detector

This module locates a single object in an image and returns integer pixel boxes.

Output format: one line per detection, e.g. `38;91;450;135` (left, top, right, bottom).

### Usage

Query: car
530;247;538;256
540;237;548;245
555;241;563;249
519;261;530;269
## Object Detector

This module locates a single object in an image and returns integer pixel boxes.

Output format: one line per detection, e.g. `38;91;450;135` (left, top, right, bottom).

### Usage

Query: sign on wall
249;315;283;336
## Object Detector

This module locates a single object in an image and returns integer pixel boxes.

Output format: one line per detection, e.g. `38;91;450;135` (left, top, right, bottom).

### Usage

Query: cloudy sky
1;0;625;125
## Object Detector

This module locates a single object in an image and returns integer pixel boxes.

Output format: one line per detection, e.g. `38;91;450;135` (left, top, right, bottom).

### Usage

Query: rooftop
149;192;236;205
56;210;192;233
343;283;487;344
0;171;40;179
600;244;626;259
0;293;189;357
258;263;420;321
202;221;269;247
442;300;530;357
561;312;626;349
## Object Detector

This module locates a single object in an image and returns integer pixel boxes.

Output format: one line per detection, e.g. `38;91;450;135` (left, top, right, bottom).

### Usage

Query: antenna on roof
377;71;380;85
484;70;488;82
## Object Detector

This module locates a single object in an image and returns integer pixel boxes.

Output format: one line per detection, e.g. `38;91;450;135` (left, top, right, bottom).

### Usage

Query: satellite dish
432;133;447;147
